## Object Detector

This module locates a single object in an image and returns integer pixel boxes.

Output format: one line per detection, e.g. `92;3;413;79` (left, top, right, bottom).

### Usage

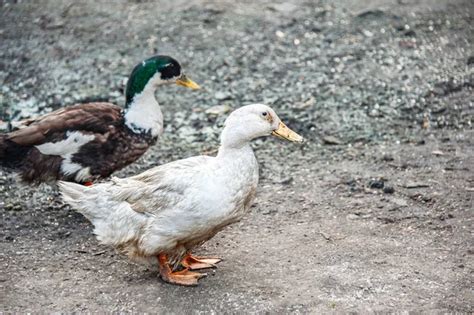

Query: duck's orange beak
271;121;304;143
176;74;201;90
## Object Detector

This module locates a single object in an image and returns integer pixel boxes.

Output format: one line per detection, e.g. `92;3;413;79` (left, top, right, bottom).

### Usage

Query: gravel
1;0;473;312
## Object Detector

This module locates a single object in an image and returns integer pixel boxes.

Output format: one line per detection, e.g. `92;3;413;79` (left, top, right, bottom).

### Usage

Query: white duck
59;104;303;286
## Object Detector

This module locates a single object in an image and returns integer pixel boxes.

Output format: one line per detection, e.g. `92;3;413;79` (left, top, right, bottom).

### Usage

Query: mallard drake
59;104;303;286
0;55;200;184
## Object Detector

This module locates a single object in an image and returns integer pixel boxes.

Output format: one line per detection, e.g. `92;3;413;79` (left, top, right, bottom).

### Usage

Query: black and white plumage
0;55;200;184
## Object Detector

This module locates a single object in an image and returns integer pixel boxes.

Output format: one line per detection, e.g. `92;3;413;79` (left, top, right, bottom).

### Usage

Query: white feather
124;72;164;137
35;131;95;156
36;131;95;179
74;167;91;182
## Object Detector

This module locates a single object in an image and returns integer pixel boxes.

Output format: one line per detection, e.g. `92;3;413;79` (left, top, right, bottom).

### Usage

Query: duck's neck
124;73;163;137
217;127;254;159
217;142;253;159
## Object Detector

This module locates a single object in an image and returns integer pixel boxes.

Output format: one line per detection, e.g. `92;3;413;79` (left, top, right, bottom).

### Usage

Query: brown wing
7;102;123;146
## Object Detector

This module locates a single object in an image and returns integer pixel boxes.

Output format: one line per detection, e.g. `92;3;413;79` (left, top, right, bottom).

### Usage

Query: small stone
275;30;285;38
346;178;357;186
322;135;342;145
0;120;9;132
270;3;298;13
205;104;231;116
356;9;386;19
432;150;444;156
382;154;394;162
392;198;408;207
362;30;374;37
347;213;360;220
383;186;395;194
369;179;384;189
214;91;232;101
404;182;430;189
276;177;293;185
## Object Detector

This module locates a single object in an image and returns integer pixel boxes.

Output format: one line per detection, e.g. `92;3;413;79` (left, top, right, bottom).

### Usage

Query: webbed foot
158;253;206;286
181;253;222;270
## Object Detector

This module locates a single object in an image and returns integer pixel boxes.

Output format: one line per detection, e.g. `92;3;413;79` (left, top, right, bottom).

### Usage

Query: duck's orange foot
181;253;222;270
83;181;93;187
158;254;206;286
162;268;207;286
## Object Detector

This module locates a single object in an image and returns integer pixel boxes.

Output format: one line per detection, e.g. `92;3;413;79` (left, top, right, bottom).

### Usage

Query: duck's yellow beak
176;74;201;90
272;121;304;143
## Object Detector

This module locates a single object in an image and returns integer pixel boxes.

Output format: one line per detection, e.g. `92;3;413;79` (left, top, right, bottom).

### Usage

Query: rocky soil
1;0;473;312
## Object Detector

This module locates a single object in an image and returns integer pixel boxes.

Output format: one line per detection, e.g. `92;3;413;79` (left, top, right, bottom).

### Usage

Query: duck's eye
262;112;268;117
161;62;181;80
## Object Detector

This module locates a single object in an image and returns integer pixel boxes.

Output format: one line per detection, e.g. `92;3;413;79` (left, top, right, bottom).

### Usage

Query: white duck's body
60;104;303;286
61;145;258;265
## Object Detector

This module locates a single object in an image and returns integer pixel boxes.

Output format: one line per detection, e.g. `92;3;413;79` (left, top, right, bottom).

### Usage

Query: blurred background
1;0;472;141
1;0;473;312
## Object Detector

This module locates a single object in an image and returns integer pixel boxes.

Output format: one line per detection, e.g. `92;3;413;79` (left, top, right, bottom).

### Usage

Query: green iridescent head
125;55;200;106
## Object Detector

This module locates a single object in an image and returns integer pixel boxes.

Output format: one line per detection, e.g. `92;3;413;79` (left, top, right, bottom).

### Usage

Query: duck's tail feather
0;135;29;168
59;180;148;252
58;181;97;220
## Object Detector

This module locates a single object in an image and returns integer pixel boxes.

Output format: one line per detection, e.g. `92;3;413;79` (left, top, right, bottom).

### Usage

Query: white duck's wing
109;155;213;215
62;155;213;255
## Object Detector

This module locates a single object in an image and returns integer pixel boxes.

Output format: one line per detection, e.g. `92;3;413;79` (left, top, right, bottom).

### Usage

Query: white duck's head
220;104;303;149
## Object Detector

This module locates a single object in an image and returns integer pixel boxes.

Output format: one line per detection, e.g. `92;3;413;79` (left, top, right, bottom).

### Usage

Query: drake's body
1;103;157;183
0;55;199;183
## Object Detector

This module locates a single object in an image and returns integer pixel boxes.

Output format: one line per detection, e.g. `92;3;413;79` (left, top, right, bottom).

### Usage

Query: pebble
403;182;430;189
0;121;9;132
205;105;232;116
383;186;395;194
347;213;360;220
369;179;385;189
322;135;342;145
392;198;408;207
382;154;394;162
275;177;293;185
214;91;232;101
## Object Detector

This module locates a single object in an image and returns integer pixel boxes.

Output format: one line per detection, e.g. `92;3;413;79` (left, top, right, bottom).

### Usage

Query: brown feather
7;103;122;146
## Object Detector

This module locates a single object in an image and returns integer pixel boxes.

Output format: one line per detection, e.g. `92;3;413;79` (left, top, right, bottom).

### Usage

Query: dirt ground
1;0;473;312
